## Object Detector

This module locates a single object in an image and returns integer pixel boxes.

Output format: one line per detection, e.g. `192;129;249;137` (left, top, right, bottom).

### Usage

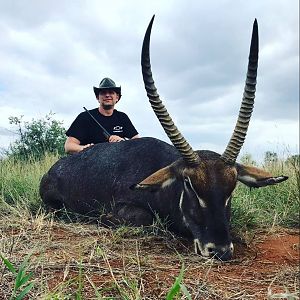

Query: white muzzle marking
194;239;234;258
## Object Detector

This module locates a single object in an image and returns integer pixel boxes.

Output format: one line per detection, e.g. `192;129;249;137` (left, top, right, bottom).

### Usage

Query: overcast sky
0;0;298;162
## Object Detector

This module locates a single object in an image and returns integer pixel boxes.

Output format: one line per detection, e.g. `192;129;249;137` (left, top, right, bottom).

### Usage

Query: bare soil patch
0;217;299;299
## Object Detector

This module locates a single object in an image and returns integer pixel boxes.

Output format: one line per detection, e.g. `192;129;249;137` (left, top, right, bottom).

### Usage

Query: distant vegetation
5;112;66;161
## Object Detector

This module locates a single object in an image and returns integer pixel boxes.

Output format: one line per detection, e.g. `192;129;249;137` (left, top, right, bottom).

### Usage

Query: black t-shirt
66;108;138;144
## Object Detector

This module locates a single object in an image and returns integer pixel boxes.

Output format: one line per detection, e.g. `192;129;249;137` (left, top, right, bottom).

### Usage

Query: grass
166;263;192;300
0;210;298;299
1;153;298;229
0;153;59;214
0;253;34;300
0;153;299;299
232;160;299;230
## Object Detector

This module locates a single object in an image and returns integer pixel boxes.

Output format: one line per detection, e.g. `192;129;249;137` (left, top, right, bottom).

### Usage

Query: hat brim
93;86;121;97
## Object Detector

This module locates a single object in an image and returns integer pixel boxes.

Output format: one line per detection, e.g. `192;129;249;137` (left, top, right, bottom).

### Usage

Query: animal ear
130;166;176;192
236;163;288;188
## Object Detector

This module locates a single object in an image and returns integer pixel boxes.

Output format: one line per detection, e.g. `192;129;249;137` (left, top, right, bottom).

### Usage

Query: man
65;77;139;153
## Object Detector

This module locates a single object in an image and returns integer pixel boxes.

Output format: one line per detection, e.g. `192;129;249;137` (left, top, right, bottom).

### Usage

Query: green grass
0;152;298;229
166;262;192;300
0;153;59;214
0;253;34;300
232;160;299;229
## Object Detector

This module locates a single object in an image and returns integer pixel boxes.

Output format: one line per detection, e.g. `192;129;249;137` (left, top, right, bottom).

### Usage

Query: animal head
132;16;288;260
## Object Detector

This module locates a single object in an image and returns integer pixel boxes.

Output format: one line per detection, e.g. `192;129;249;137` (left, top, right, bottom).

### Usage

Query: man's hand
108;135;125;143
65;137;94;154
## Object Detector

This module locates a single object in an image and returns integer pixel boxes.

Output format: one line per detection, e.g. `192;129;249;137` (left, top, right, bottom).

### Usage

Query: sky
0;0;298;162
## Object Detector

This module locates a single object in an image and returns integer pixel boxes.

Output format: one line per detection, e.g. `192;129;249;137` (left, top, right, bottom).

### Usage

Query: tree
6;112;66;160
240;153;257;166
285;154;300;166
264;151;278;165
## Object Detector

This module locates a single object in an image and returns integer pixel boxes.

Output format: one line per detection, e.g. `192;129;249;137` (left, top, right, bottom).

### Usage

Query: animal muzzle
194;239;234;261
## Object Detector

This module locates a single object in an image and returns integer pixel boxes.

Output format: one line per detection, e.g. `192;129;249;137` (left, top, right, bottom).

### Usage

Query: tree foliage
240;153;257;166
285;154;300;166
264;151;278;165
6;112;66;160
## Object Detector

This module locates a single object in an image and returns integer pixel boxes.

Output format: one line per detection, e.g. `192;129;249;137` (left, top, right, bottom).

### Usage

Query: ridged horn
141;15;199;165
221;19;259;164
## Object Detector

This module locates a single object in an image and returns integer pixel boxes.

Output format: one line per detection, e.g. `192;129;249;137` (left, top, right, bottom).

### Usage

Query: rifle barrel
83;107;111;139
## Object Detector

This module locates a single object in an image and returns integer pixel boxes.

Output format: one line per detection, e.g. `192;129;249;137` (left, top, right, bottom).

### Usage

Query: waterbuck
40;17;288;260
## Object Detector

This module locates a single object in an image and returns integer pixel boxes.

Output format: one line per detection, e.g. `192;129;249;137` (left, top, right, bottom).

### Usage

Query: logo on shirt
113;126;123;133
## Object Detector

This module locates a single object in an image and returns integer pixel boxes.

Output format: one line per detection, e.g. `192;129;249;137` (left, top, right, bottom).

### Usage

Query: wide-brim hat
93;77;122;98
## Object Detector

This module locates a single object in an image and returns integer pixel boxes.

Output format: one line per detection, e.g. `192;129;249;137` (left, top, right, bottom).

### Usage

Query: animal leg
116;204;154;226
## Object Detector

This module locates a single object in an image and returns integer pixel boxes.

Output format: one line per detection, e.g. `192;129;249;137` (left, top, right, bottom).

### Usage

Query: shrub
6;112;66;160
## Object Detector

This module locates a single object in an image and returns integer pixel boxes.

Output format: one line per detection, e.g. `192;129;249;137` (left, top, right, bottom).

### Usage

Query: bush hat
93;77;122;98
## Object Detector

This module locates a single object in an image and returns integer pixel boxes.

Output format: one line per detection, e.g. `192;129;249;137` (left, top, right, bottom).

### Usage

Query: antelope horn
221;19;259;164
141;15;199;165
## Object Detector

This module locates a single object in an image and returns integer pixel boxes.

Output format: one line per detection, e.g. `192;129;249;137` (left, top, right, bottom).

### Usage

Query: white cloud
0;0;298;160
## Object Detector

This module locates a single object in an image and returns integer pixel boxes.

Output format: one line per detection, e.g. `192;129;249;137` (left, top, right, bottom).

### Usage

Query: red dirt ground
203;231;299;299
42;227;299;299
0;223;298;299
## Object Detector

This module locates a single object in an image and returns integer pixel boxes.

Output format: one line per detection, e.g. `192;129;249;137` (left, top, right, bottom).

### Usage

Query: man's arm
64;136;94;154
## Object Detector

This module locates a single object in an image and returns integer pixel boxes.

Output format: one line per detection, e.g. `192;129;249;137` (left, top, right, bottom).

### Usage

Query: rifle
83;107;111;140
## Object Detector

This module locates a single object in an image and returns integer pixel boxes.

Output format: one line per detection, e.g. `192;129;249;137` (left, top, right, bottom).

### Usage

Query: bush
6;112;66;160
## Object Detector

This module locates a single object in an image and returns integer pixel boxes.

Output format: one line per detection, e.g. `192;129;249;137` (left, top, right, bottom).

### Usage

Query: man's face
98;90;119;110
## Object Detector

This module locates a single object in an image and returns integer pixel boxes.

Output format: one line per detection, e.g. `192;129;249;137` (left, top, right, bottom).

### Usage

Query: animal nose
194;240;234;261
202;242;234;261
207;243;234;261
211;249;232;261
